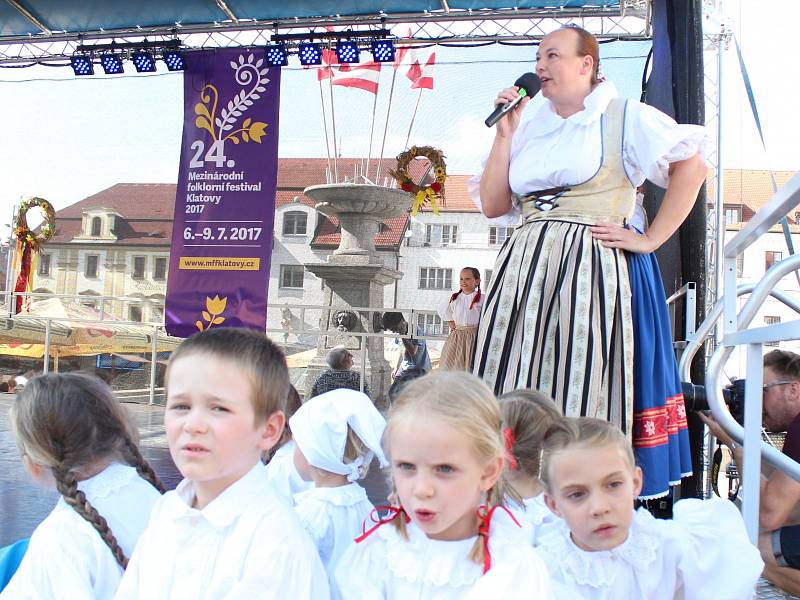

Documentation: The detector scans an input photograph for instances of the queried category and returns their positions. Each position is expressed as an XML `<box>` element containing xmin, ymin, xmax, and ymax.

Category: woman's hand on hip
<box><xmin>590</xmin><ymin>223</ymin><xmax>657</xmax><ymax>254</ymax></box>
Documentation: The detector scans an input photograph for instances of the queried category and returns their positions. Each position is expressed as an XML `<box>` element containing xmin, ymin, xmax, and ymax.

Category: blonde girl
<box><xmin>2</xmin><ymin>373</ymin><xmax>163</xmax><ymax>599</ymax></box>
<box><xmin>537</xmin><ymin>417</ymin><xmax>763</xmax><ymax>599</ymax></box>
<box><xmin>335</xmin><ymin>371</ymin><xmax>550</xmax><ymax>599</ymax></box>
<box><xmin>438</xmin><ymin>267</ymin><xmax>483</xmax><ymax>371</ymax></box>
<box><xmin>499</xmin><ymin>389</ymin><xmax>563</xmax><ymax>545</ymax></box>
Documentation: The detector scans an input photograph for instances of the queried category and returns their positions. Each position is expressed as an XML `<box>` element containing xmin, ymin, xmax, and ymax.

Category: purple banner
<box><xmin>166</xmin><ymin>49</ymin><xmax>280</xmax><ymax>338</ymax></box>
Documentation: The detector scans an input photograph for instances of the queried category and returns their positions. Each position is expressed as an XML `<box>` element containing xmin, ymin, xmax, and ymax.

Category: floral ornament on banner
<box><xmin>389</xmin><ymin>146</ymin><xmax>446</xmax><ymax>216</ymax></box>
<box><xmin>13</xmin><ymin>198</ymin><xmax>56</xmax><ymax>314</ymax></box>
<box><xmin>194</xmin><ymin>53</ymin><xmax>270</xmax><ymax>144</ymax></box>
<box><xmin>196</xmin><ymin>295</ymin><xmax>227</xmax><ymax>332</ymax></box>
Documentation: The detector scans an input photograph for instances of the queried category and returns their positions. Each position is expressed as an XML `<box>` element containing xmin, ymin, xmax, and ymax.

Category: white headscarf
<box><xmin>290</xmin><ymin>388</ymin><xmax>388</xmax><ymax>482</ymax></box>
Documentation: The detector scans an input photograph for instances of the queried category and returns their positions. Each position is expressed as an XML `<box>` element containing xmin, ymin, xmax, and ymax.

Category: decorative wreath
<box><xmin>389</xmin><ymin>145</ymin><xmax>447</xmax><ymax>216</ymax></box>
<box><xmin>15</xmin><ymin>197</ymin><xmax>56</xmax><ymax>250</ymax></box>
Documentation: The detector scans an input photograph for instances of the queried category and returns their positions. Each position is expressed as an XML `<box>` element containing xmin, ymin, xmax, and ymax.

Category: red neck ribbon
<box><xmin>355</xmin><ymin>505</ymin><xmax>410</xmax><ymax>543</ymax></box>
<box><xmin>476</xmin><ymin>504</ymin><xmax>521</xmax><ymax>574</ymax></box>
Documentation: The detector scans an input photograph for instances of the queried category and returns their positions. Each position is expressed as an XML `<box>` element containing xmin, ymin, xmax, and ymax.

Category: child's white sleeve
<box><xmin>334</xmin><ymin>535</ymin><xmax>388</xmax><ymax>599</ymax></box>
<box><xmin>437</xmin><ymin>295</ymin><xmax>454</xmax><ymax>321</ymax></box>
<box><xmin>294</xmin><ymin>496</ymin><xmax>332</xmax><ymax>551</ymax></box>
<box><xmin>667</xmin><ymin>498</ymin><xmax>763</xmax><ymax>598</ymax></box>
<box><xmin>1</xmin><ymin>527</ymin><xmax>98</xmax><ymax>600</ymax></box>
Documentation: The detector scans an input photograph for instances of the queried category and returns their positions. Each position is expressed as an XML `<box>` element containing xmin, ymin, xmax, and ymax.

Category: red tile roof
<box><xmin>707</xmin><ymin>169</ymin><xmax>800</xmax><ymax>232</ymax></box>
<box><xmin>311</xmin><ymin>215</ymin><xmax>408</xmax><ymax>251</ymax></box>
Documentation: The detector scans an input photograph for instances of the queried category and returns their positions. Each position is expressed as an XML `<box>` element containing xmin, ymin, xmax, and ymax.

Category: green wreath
<box><xmin>15</xmin><ymin>197</ymin><xmax>56</xmax><ymax>250</ymax></box>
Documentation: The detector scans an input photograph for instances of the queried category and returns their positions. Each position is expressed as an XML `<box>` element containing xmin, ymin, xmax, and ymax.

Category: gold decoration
<box><xmin>389</xmin><ymin>145</ymin><xmax>447</xmax><ymax>216</ymax></box>
<box><xmin>195</xmin><ymin>295</ymin><xmax>228</xmax><ymax>332</ymax></box>
<box><xmin>15</xmin><ymin>197</ymin><xmax>56</xmax><ymax>251</ymax></box>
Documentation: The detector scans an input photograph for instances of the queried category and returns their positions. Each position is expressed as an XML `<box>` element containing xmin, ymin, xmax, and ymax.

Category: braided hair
<box><xmin>449</xmin><ymin>267</ymin><xmax>482</xmax><ymax>310</ymax></box>
<box><xmin>10</xmin><ymin>372</ymin><xmax>164</xmax><ymax>569</ymax></box>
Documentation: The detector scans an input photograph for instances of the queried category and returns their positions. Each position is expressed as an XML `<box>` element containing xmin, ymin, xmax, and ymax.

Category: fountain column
<box><xmin>302</xmin><ymin>183</ymin><xmax>410</xmax><ymax>407</ymax></box>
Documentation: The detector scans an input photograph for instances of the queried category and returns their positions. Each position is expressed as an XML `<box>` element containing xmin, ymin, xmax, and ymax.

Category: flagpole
<box><xmin>404</xmin><ymin>87</ymin><xmax>423</xmax><ymax>149</ymax></box>
<box><xmin>326</xmin><ymin>45</ymin><xmax>340</xmax><ymax>182</ymax></box>
<box><xmin>376</xmin><ymin>68</ymin><xmax>398</xmax><ymax>184</ymax></box>
<box><xmin>318</xmin><ymin>78</ymin><xmax>333</xmax><ymax>184</ymax></box>
<box><xmin>365</xmin><ymin>80</ymin><xmax>380</xmax><ymax>183</ymax></box>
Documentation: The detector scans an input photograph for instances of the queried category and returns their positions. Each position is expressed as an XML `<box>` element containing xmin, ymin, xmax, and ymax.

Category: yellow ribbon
<box><xmin>411</xmin><ymin>188</ymin><xmax>440</xmax><ymax>216</ymax></box>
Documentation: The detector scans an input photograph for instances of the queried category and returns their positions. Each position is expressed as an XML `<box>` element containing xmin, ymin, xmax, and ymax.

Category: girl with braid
<box><xmin>437</xmin><ymin>267</ymin><xmax>483</xmax><ymax>371</ymax></box>
<box><xmin>1</xmin><ymin>373</ymin><xmax>163</xmax><ymax>599</ymax></box>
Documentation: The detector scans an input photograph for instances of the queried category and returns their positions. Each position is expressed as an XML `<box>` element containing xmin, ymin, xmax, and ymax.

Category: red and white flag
<box><xmin>317</xmin><ymin>49</ymin><xmax>381</xmax><ymax>94</ymax></box>
<box><xmin>410</xmin><ymin>52</ymin><xmax>435</xmax><ymax>90</ymax></box>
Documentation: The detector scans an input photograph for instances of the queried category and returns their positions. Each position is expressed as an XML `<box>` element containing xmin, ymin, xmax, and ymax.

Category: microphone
<box><xmin>484</xmin><ymin>72</ymin><xmax>542</xmax><ymax>128</ymax></box>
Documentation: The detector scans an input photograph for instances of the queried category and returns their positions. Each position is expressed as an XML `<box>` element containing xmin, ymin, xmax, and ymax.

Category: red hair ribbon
<box><xmin>449</xmin><ymin>287</ymin><xmax>482</xmax><ymax>310</ymax></box>
<box><xmin>503</xmin><ymin>427</ymin><xmax>518</xmax><ymax>470</ymax></box>
<box><xmin>476</xmin><ymin>504</ymin><xmax>522</xmax><ymax>574</ymax></box>
<box><xmin>354</xmin><ymin>505</ymin><xmax>409</xmax><ymax>543</ymax></box>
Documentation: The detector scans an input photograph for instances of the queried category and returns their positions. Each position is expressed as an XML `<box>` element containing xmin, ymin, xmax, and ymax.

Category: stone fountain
<box><xmin>303</xmin><ymin>183</ymin><xmax>411</xmax><ymax>406</ymax></box>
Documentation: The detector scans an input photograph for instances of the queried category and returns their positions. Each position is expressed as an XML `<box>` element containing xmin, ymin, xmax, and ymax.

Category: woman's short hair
<box><xmin>326</xmin><ymin>345</ymin><xmax>352</xmax><ymax>370</ymax></box>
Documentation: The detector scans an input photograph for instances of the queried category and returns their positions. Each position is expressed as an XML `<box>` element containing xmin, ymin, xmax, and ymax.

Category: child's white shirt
<box><xmin>506</xmin><ymin>493</ymin><xmax>561</xmax><ymax>547</ymax></box>
<box><xmin>335</xmin><ymin>513</ymin><xmax>552</xmax><ymax>600</ymax></box>
<box><xmin>437</xmin><ymin>290</ymin><xmax>482</xmax><ymax>326</ymax></box>
<box><xmin>537</xmin><ymin>498</ymin><xmax>763</xmax><ymax>599</ymax></box>
<box><xmin>1</xmin><ymin>463</ymin><xmax>160</xmax><ymax>600</ymax></box>
<box><xmin>294</xmin><ymin>482</ymin><xmax>375</xmax><ymax>599</ymax></box>
<box><xmin>114</xmin><ymin>462</ymin><xmax>329</xmax><ymax>600</ymax></box>
<box><xmin>265</xmin><ymin>440</ymin><xmax>313</xmax><ymax>505</ymax></box>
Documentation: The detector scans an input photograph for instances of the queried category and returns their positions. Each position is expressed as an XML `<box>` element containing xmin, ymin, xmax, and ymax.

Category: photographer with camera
<box><xmin>700</xmin><ymin>349</ymin><xmax>800</xmax><ymax>593</ymax></box>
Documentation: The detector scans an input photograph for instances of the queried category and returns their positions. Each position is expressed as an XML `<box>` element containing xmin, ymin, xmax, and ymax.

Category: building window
<box><xmin>484</xmin><ymin>269</ymin><xmax>493</xmax><ymax>289</ymax></box>
<box><xmin>765</xmin><ymin>315</ymin><xmax>781</xmax><ymax>347</ymax></box>
<box><xmin>280</xmin><ymin>265</ymin><xmax>305</xmax><ymax>289</ymax></box>
<box><xmin>91</xmin><ymin>216</ymin><xmax>102</xmax><ymax>236</ymax></box>
<box><xmin>416</xmin><ymin>313</ymin><xmax>443</xmax><ymax>336</ymax></box>
<box><xmin>151</xmin><ymin>305</ymin><xmax>164</xmax><ymax>323</ymax></box>
<box><xmin>153</xmin><ymin>257</ymin><xmax>167</xmax><ymax>281</ymax></box>
<box><xmin>724</xmin><ymin>206</ymin><xmax>741</xmax><ymax>226</ymax></box>
<box><xmin>38</xmin><ymin>254</ymin><xmax>51</xmax><ymax>276</ymax></box>
<box><xmin>766</xmin><ymin>251</ymin><xmax>783</xmax><ymax>272</ymax></box>
<box><xmin>283</xmin><ymin>211</ymin><xmax>307</xmax><ymax>236</ymax></box>
<box><xmin>489</xmin><ymin>226</ymin><xmax>515</xmax><ymax>246</ymax></box>
<box><xmin>424</xmin><ymin>224</ymin><xmax>457</xmax><ymax>247</ymax></box>
<box><xmin>419</xmin><ymin>267</ymin><xmax>452</xmax><ymax>290</ymax></box>
<box><xmin>129</xmin><ymin>305</ymin><xmax>143</xmax><ymax>322</ymax></box>
<box><xmin>133</xmin><ymin>256</ymin><xmax>146</xmax><ymax>279</ymax></box>
<box><xmin>85</xmin><ymin>255</ymin><xmax>99</xmax><ymax>278</ymax></box>
<box><xmin>736</xmin><ymin>255</ymin><xmax>744</xmax><ymax>278</ymax></box>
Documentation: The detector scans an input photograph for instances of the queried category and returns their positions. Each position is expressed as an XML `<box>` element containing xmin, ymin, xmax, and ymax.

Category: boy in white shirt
<box><xmin>115</xmin><ymin>328</ymin><xmax>329</xmax><ymax>599</ymax></box>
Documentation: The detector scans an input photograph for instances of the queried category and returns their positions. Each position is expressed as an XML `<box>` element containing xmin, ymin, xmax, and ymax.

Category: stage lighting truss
<box><xmin>265</xmin><ymin>43</ymin><xmax>288</xmax><ymax>67</ymax></box>
<box><xmin>370</xmin><ymin>39</ymin><xmax>395</xmax><ymax>63</ymax></box>
<box><xmin>298</xmin><ymin>42</ymin><xmax>322</xmax><ymax>66</ymax></box>
<box><xmin>70</xmin><ymin>55</ymin><xmax>94</xmax><ymax>76</ymax></box>
<box><xmin>163</xmin><ymin>50</ymin><xmax>185</xmax><ymax>71</ymax></box>
<box><xmin>132</xmin><ymin>51</ymin><xmax>156</xmax><ymax>73</ymax></box>
<box><xmin>336</xmin><ymin>40</ymin><xmax>360</xmax><ymax>64</ymax></box>
<box><xmin>100</xmin><ymin>54</ymin><xmax>124</xmax><ymax>74</ymax></box>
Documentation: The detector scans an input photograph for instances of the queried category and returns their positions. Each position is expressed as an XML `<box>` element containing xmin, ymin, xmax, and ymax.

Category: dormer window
<box><xmin>91</xmin><ymin>216</ymin><xmax>102</xmax><ymax>236</ymax></box>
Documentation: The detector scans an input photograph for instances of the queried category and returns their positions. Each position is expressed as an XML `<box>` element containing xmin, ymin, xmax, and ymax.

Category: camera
<box><xmin>681</xmin><ymin>379</ymin><xmax>746</xmax><ymax>425</ymax></box>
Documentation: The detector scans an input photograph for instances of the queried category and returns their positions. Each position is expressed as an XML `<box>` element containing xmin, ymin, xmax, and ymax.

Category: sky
<box><xmin>0</xmin><ymin>0</ymin><xmax>796</xmax><ymax>229</ymax></box>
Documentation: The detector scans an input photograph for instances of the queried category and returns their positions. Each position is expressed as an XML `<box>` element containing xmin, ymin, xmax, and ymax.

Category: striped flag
<box><xmin>410</xmin><ymin>52</ymin><xmax>435</xmax><ymax>89</ymax></box>
<box><xmin>317</xmin><ymin>49</ymin><xmax>381</xmax><ymax>94</ymax></box>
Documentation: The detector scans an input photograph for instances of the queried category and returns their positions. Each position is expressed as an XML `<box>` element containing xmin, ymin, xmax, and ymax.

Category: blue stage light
<box><xmin>100</xmin><ymin>54</ymin><xmax>124</xmax><ymax>75</ymax></box>
<box><xmin>70</xmin><ymin>55</ymin><xmax>94</xmax><ymax>76</ymax></box>
<box><xmin>132</xmin><ymin>51</ymin><xmax>157</xmax><ymax>73</ymax></box>
<box><xmin>336</xmin><ymin>40</ymin><xmax>360</xmax><ymax>64</ymax></box>
<box><xmin>371</xmin><ymin>40</ymin><xmax>395</xmax><ymax>63</ymax></box>
<box><xmin>163</xmin><ymin>50</ymin><xmax>185</xmax><ymax>71</ymax></box>
<box><xmin>265</xmin><ymin>44</ymin><xmax>288</xmax><ymax>67</ymax></box>
<box><xmin>298</xmin><ymin>43</ymin><xmax>322</xmax><ymax>66</ymax></box>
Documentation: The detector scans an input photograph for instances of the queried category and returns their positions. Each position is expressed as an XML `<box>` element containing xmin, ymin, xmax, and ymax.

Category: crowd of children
<box><xmin>0</xmin><ymin>327</ymin><xmax>766</xmax><ymax>599</ymax></box>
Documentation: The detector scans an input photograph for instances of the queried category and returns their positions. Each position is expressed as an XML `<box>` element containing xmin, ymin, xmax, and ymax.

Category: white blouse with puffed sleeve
<box><xmin>536</xmin><ymin>497</ymin><xmax>763</xmax><ymax>599</ymax></box>
<box><xmin>469</xmin><ymin>81</ymin><xmax>709</xmax><ymax>226</ymax></box>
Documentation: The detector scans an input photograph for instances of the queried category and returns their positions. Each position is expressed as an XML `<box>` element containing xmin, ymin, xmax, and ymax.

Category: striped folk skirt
<box><xmin>474</xmin><ymin>217</ymin><xmax>634</xmax><ymax>433</ymax></box>
<box><xmin>440</xmin><ymin>325</ymin><xmax>478</xmax><ymax>371</ymax></box>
